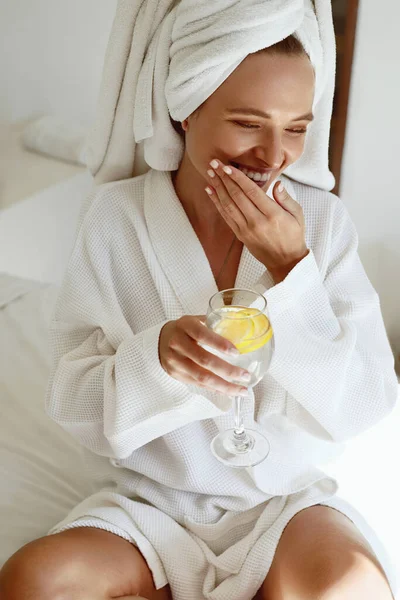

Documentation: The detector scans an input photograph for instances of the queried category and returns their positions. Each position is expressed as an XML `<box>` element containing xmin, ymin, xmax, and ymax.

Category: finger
<box><xmin>273</xmin><ymin>181</ymin><xmax>302</xmax><ymax>220</ymax></box>
<box><xmin>170</xmin><ymin>331</ymin><xmax>251</xmax><ymax>384</ymax></box>
<box><xmin>193</xmin><ymin>314</ymin><xmax>207</xmax><ymax>324</ymax></box>
<box><xmin>214</xmin><ymin>160</ymin><xmax>280</xmax><ymax>217</ymax></box>
<box><xmin>206</xmin><ymin>186</ymin><xmax>241</xmax><ymax>236</ymax></box>
<box><xmin>167</xmin><ymin>349</ymin><xmax>249</xmax><ymax>396</ymax></box>
<box><xmin>180</xmin><ymin>316</ymin><xmax>239</xmax><ymax>357</ymax></box>
<box><xmin>206</xmin><ymin>167</ymin><xmax>247</xmax><ymax>231</ymax></box>
<box><xmin>208</xmin><ymin>162</ymin><xmax>260</xmax><ymax>225</ymax></box>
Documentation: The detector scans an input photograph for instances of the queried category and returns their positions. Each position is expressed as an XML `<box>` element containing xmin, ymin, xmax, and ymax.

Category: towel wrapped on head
<box><xmin>87</xmin><ymin>0</ymin><xmax>336</xmax><ymax>191</ymax></box>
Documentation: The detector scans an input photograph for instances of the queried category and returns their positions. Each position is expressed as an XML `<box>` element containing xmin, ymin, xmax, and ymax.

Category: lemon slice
<box><xmin>235</xmin><ymin>308</ymin><xmax>273</xmax><ymax>354</ymax></box>
<box><xmin>213</xmin><ymin>308</ymin><xmax>254</xmax><ymax>346</ymax></box>
<box><xmin>213</xmin><ymin>306</ymin><xmax>273</xmax><ymax>355</ymax></box>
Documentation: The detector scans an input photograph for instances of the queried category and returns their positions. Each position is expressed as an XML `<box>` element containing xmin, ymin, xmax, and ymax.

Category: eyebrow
<box><xmin>225</xmin><ymin>108</ymin><xmax>314</xmax><ymax>122</ymax></box>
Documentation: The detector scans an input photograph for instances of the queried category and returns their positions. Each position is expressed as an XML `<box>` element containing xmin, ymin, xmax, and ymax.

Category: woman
<box><xmin>0</xmin><ymin>26</ymin><xmax>397</xmax><ymax>600</ymax></box>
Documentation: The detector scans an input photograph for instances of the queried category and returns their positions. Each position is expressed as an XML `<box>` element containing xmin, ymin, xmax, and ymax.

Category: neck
<box><xmin>173</xmin><ymin>153</ymin><xmax>232</xmax><ymax>238</ymax></box>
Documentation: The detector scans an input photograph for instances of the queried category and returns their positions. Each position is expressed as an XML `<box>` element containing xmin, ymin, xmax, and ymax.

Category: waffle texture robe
<box><xmin>46</xmin><ymin>170</ymin><xmax>398</xmax><ymax>599</ymax></box>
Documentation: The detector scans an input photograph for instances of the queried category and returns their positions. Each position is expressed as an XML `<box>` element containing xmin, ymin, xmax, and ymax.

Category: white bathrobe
<box><xmin>47</xmin><ymin>169</ymin><xmax>398</xmax><ymax>599</ymax></box>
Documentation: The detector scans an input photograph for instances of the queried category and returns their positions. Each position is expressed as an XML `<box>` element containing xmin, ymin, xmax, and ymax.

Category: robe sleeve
<box><xmin>254</xmin><ymin>196</ymin><xmax>398</xmax><ymax>443</ymax></box>
<box><xmin>46</xmin><ymin>192</ymin><xmax>229</xmax><ymax>459</ymax></box>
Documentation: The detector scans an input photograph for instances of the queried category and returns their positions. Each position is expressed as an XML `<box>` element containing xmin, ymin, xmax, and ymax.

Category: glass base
<box><xmin>211</xmin><ymin>428</ymin><xmax>270</xmax><ymax>468</ymax></box>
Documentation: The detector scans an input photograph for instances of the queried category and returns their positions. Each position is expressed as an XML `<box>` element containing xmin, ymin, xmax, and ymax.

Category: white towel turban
<box><xmin>86</xmin><ymin>0</ymin><xmax>336</xmax><ymax>191</ymax></box>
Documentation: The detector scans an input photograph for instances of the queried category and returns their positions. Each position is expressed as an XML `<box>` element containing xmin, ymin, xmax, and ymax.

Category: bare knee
<box><xmin>0</xmin><ymin>529</ymin><xmax>157</xmax><ymax>600</ymax></box>
<box><xmin>262</xmin><ymin>506</ymin><xmax>393</xmax><ymax>600</ymax></box>
<box><xmin>293</xmin><ymin>510</ymin><xmax>393</xmax><ymax>600</ymax></box>
<box><xmin>320</xmin><ymin>551</ymin><xmax>393</xmax><ymax>600</ymax></box>
<box><xmin>294</xmin><ymin>545</ymin><xmax>391</xmax><ymax>599</ymax></box>
<box><xmin>262</xmin><ymin>548</ymin><xmax>392</xmax><ymax>600</ymax></box>
<box><xmin>0</xmin><ymin>535</ymin><xmax>72</xmax><ymax>600</ymax></box>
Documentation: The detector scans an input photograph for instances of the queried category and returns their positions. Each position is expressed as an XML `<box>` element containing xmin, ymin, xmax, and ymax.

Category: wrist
<box><xmin>269</xmin><ymin>249</ymin><xmax>310</xmax><ymax>284</ymax></box>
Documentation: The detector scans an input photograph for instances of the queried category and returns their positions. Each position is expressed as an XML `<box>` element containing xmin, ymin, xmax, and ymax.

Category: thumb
<box><xmin>273</xmin><ymin>181</ymin><xmax>299</xmax><ymax>216</ymax></box>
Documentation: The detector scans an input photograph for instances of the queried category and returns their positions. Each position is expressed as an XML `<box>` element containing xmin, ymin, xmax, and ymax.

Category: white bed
<box><xmin>0</xmin><ymin>170</ymin><xmax>94</xmax><ymax>563</ymax></box>
<box><xmin>0</xmin><ymin>172</ymin><xmax>399</xmax><ymax>595</ymax></box>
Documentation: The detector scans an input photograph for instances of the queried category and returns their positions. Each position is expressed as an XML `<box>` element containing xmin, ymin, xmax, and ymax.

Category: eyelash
<box><xmin>234</xmin><ymin>121</ymin><xmax>307</xmax><ymax>135</ymax></box>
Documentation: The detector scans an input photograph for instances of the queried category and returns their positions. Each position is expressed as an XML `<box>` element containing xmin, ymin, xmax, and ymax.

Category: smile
<box><xmin>231</xmin><ymin>162</ymin><xmax>272</xmax><ymax>185</ymax></box>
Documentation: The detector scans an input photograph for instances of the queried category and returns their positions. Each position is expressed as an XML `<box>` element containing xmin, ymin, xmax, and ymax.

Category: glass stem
<box><xmin>233</xmin><ymin>395</ymin><xmax>245</xmax><ymax>437</ymax></box>
<box><xmin>231</xmin><ymin>393</ymin><xmax>254</xmax><ymax>455</ymax></box>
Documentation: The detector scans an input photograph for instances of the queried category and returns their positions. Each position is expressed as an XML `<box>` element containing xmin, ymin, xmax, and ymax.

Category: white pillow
<box><xmin>22</xmin><ymin>116</ymin><xmax>88</xmax><ymax>167</ymax></box>
<box><xmin>0</xmin><ymin>171</ymin><xmax>93</xmax><ymax>284</ymax></box>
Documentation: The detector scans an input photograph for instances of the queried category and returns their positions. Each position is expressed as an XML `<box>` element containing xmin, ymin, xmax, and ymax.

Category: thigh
<box><xmin>0</xmin><ymin>527</ymin><xmax>171</xmax><ymax>600</ymax></box>
<box><xmin>256</xmin><ymin>505</ymin><xmax>391</xmax><ymax>600</ymax></box>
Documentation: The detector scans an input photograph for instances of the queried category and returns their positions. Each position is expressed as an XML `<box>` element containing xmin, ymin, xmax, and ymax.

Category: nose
<box><xmin>253</xmin><ymin>131</ymin><xmax>284</xmax><ymax>169</ymax></box>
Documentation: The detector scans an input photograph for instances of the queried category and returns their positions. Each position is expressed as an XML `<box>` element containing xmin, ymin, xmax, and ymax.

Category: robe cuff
<box><xmin>255</xmin><ymin>250</ymin><xmax>323</xmax><ymax>319</ymax></box>
<box><xmin>141</xmin><ymin>320</ymin><xmax>189</xmax><ymax>396</ymax></box>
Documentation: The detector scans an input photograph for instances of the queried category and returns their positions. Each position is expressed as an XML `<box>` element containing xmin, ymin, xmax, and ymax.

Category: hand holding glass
<box><xmin>205</xmin><ymin>289</ymin><xmax>274</xmax><ymax>468</ymax></box>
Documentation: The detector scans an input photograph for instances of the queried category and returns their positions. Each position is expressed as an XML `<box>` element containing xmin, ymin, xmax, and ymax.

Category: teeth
<box><xmin>236</xmin><ymin>165</ymin><xmax>271</xmax><ymax>183</ymax></box>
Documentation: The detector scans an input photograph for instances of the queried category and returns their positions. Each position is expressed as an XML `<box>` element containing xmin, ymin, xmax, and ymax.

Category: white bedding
<box><xmin>0</xmin><ymin>271</ymin><xmax>399</xmax><ymax>591</ymax></box>
<box><xmin>0</xmin><ymin>171</ymin><xmax>93</xmax><ymax>284</ymax></box>
<box><xmin>0</xmin><ymin>275</ymin><xmax>91</xmax><ymax>565</ymax></box>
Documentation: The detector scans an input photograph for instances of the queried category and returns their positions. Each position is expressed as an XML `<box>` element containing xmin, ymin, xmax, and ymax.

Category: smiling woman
<box><xmin>175</xmin><ymin>43</ymin><xmax>314</xmax><ymax>191</ymax></box>
<box><xmin>0</xmin><ymin>2</ymin><xmax>397</xmax><ymax>600</ymax></box>
<box><xmin>173</xmin><ymin>39</ymin><xmax>315</xmax><ymax>288</ymax></box>
<box><xmin>175</xmin><ymin>35</ymin><xmax>314</xmax><ymax>188</ymax></box>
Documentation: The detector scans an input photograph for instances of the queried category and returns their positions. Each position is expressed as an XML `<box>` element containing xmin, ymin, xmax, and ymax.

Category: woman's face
<box><xmin>182</xmin><ymin>51</ymin><xmax>315</xmax><ymax>190</ymax></box>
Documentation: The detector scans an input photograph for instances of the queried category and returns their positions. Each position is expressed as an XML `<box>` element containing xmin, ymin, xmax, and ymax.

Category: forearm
<box><xmin>46</xmin><ymin>321</ymin><xmax>227</xmax><ymax>459</ymax></box>
<box><xmin>255</xmin><ymin>251</ymin><xmax>397</xmax><ymax>441</ymax></box>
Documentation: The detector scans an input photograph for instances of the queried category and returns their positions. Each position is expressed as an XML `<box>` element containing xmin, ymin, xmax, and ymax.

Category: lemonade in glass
<box><xmin>205</xmin><ymin>289</ymin><xmax>274</xmax><ymax>468</ymax></box>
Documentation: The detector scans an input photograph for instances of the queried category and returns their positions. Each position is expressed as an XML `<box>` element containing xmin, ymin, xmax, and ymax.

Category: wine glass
<box><xmin>205</xmin><ymin>288</ymin><xmax>274</xmax><ymax>468</ymax></box>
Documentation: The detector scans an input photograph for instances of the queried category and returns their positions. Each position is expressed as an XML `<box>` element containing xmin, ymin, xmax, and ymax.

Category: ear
<box><xmin>181</xmin><ymin>119</ymin><xmax>188</xmax><ymax>132</ymax></box>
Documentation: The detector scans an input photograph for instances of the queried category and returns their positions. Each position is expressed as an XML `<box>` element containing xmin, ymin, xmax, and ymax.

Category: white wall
<box><xmin>0</xmin><ymin>0</ymin><xmax>117</xmax><ymax>126</ymax></box>
<box><xmin>340</xmin><ymin>0</ymin><xmax>400</xmax><ymax>367</ymax></box>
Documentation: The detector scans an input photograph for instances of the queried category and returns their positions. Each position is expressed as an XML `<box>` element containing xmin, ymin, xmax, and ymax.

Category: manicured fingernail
<box><xmin>278</xmin><ymin>182</ymin><xmax>284</xmax><ymax>193</ymax></box>
<box><xmin>210</xmin><ymin>159</ymin><xmax>219</xmax><ymax>169</ymax></box>
<box><xmin>223</xmin><ymin>166</ymin><xmax>232</xmax><ymax>175</ymax></box>
<box><xmin>205</xmin><ymin>186</ymin><xmax>213</xmax><ymax>195</ymax></box>
<box><xmin>239</xmin><ymin>388</ymin><xmax>250</xmax><ymax>396</ymax></box>
<box><xmin>240</xmin><ymin>373</ymin><xmax>252</xmax><ymax>383</ymax></box>
<box><xmin>207</xmin><ymin>169</ymin><xmax>215</xmax><ymax>178</ymax></box>
<box><xmin>227</xmin><ymin>347</ymin><xmax>240</xmax><ymax>356</ymax></box>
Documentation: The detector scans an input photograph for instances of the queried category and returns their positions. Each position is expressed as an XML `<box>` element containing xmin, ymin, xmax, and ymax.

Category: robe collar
<box><xmin>144</xmin><ymin>170</ymin><xmax>295</xmax><ymax>315</ymax></box>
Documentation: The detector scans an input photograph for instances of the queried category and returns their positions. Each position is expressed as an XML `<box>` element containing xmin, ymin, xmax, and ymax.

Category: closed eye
<box><xmin>234</xmin><ymin>121</ymin><xmax>260</xmax><ymax>129</ymax></box>
<box><xmin>286</xmin><ymin>128</ymin><xmax>307</xmax><ymax>135</ymax></box>
<box><xmin>234</xmin><ymin>121</ymin><xmax>307</xmax><ymax>134</ymax></box>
